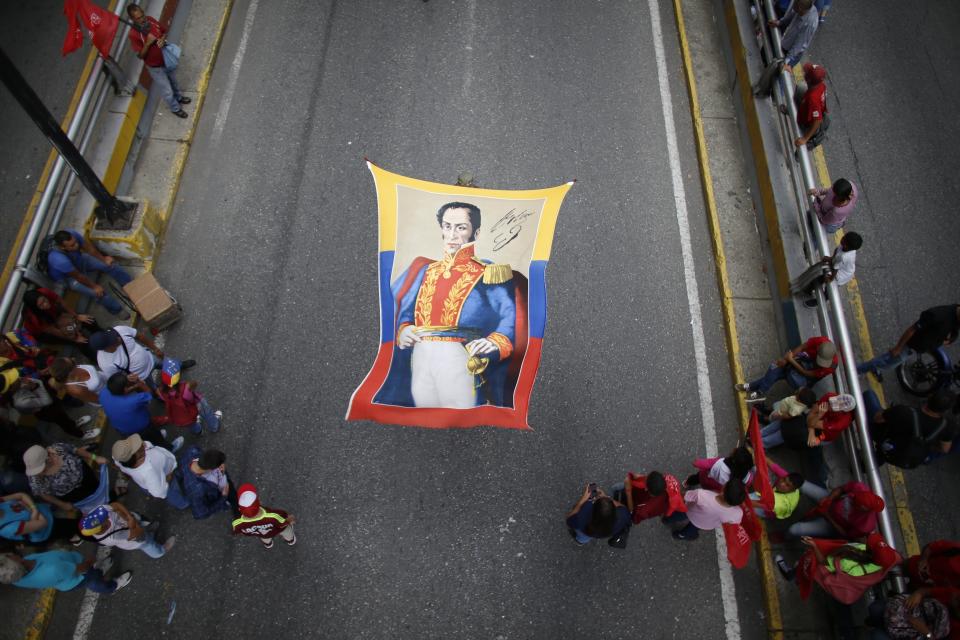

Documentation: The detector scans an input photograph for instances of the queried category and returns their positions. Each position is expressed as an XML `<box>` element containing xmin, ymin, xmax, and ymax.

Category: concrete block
<box><xmin>88</xmin><ymin>199</ymin><xmax>161</xmax><ymax>262</ymax></box>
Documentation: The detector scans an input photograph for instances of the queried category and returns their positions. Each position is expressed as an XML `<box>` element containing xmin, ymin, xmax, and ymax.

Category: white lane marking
<box><xmin>211</xmin><ymin>0</ymin><xmax>260</xmax><ymax>145</ymax></box>
<box><xmin>73</xmin><ymin>546</ymin><xmax>111</xmax><ymax>640</ymax></box>
<box><xmin>646</xmin><ymin>1</ymin><xmax>741</xmax><ymax>638</ymax></box>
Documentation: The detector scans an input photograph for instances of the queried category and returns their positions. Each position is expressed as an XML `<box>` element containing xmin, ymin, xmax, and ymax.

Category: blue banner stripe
<box><xmin>379</xmin><ymin>251</ymin><xmax>395</xmax><ymax>343</ymax></box>
<box><xmin>528</xmin><ymin>260</ymin><xmax>548</xmax><ymax>339</ymax></box>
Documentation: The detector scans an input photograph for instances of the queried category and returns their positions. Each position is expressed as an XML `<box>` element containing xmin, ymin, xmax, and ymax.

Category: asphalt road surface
<box><xmin>0</xmin><ymin>1</ymin><xmax>88</xmax><ymax>270</ymax></box>
<box><xmin>808</xmin><ymin>1</ymin><xmax>960</xmax><ymax>544</ymax></box>
<box><xmin>44</xmin><ymin>1</ymin><xmax>765</xmax><ymax>638</ymax></box>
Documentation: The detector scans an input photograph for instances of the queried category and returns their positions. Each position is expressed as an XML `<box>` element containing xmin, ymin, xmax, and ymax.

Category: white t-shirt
<box><xmin>830</xmin><ymin>247</ymin><xmax>857</xmax><ymax>286</ymax></box>
<box><xmin>116</xmin><ymin>442</ymin><xmax>176</xmax><ymax>498</ymax></box>
<box><xmin>91</xmin><ymin>505</ymin><xmax>143</xmax><ymax>550</ymax></box>
<box><xmin>97</xmin><ymin>325</ymin><xmax>155</xmax><ymax>380</ymax></box>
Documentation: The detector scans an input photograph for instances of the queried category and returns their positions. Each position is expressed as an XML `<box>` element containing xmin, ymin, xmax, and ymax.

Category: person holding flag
<box><xmin>125</xmin><ymin>4</ymin><xmax>190</xmax><ymax>118</ymax></box>
<box><xmin>62</xmin><ymin>0</ymin><xmax>120</xmax><ymax>58</ymax></box>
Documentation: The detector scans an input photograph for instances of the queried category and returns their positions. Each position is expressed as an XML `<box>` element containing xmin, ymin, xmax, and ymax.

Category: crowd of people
<box><xmin>0</xmin><ymin>226</ymin><xmax>297</xmax><ymax>597</ymax></box>
<box><xmin>566</xmin><ymin>2</ymin><xmax>960</xmax><ymax>637</ymax></box>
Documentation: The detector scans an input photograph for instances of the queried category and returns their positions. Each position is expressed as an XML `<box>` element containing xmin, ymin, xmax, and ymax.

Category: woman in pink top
<box><xmin>668</xmin><ymin>480</ymin><xmax>746</xmax><ymax>541</ymax></box>
<box><xmin>809</xmin><ymin>178</ymin><xmax>857</xmax><ymax>233</ymax></box>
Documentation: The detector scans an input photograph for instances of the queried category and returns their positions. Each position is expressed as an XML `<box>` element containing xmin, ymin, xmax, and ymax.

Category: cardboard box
<box><xmin>122</xmin><ymin>273</ymin><xmax>182</xmax><ymax>329</ymax></box>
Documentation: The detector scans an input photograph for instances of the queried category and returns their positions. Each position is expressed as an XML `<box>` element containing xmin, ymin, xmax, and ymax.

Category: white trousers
<box><xmin>410</xmin><ymin>341</ymin><xmax>476</xmax><ymax>408</ymax></box>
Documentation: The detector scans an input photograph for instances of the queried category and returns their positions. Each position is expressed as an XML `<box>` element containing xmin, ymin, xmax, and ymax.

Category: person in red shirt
<box><xmin>787</xmin><ymin>481</ymin><xmax>884</xmax><ymax>540</ymax></box>
<box><xmin>794</xmin><ymin>63</ymin><xmax>828</xmax><ymax>148</ymax></box>
<box><xmin>908</xmin><ymin>540</ymin><xmax>960</xmax><ymax>589</ymax></box>
<box><xmin>231</xmin><ymin>484</ymin><xmax>297</xmax><ymax>549</ymax></box>
<box><xmin>126</xmin><ymin>4</ymin><xmax>190</xmax><ymax>118</ymax></box>
<box><xmin>736</xmin><ymin>335</ymin><xmax>838</xmax><ymax>401</ymax></box>
<box><xmin>617</xmin><ymin>471</ymin><xmax>685</xmax><ymax>524</ymax></box>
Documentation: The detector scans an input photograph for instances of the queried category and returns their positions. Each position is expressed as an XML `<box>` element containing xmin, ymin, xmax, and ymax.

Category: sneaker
<box><xmin>162</xmin><ymin>536</ymin><xmax>177</xmax><ymax>553</ymax></box>
<box><xmin>160</xmin><ymin>429</ymin><xmax>168</xmax><ymax>439</ymax></box>
<box><xmin>113</xmin><ymin>571</ymin><xmax>133</xmax><ymax>592</ymax></box>
<box><xmin>177</xmin><ymin>96</ymin><xmax>191</xmax><ymax>104</ymax></box>
<box><xmin>734</xmin><ymin>383</ymin><xmax>750</xmax><ymax>392</ymax></box>
<box><xmin>180</xmin><ymin>359</ymin><xmax>197</xmax><ymax>370</ymax></box>
<box><xmin>81</xmin><ymin>428</ymin><xmax>101</xmax><ymax>442</ymax></box>
<box><xmin>672</xmin><ymin>529</ymin><xmax>696</xmax><ymax>541</ymax></box>
<box><xmin>75</xmin><ymin>415</ymin><xmax>94</xmax><ymax>428</ymax></box>
<box><xmin>262</xmin><ymin>538</ymin><xmax>275</xmax><ymax>549</ymax></box>
<box><xmin>745</xmin><ymin>392</ymin><xmax>767</xmax><ymax>404</ymax></box>
<box><xmin>775</xmin><ymin>554</ymin><xmax>796</xmax><ymax>581</ymax></box>
<box><xmin>172</xmin><ymin>109</ymin><xmax>188</xmax><ymax>119</ymax></box>
<box><xmin>170</xmin><ymin>436</ymin><xmax>185</xmax><ymax>453</ymax></box>
<box><xmin>210</xmin><ymin>410</ymin><xmax>223</xmax><ymax>433</ymax></box>
<box><xmin>284</xmin><ymin>531</ymin><xmax>297</xmax><ymax>547</ymax></box>
<box><xmin>70</xmin><ymin>535</ymin><xmax>83</xmax><ymax>547</ymax></box>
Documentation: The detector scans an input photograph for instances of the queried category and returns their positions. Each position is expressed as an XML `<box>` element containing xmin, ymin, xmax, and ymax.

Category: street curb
<box><xmin>16</xmin><ymin>0</ymin><xmax>236</xmax><ymax>637</ymax></box>
<box><xmin>807</xmin><ymin>144</ymin><xmax>921</xmax><ymax>559</ymax></box>
<box><xmin>672</xmin><ymin>1</ymin><xmax>785</xmax><ymax>638</ymax></box>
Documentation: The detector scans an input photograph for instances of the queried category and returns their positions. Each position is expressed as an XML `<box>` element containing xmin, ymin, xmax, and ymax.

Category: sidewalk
<box><xmin>677</xmin><ymin>0</ymin><xmax>903</xmax><ymax>637</ymax></box>
<box><xmin>0</xmin><ymin>1</ymin><xmax>233</xmax><ymax>638</ymax></box>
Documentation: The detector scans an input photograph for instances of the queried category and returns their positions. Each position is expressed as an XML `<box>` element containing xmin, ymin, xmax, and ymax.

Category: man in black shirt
<box><xmin>857</xmin><ymin>304</ymin><xmax>959</xmax><ymax>380</ymax></box>
<box><xmin>863</xmin><ymin>388</ymin><xmax>957</xmax><ymax>468</ymax></box>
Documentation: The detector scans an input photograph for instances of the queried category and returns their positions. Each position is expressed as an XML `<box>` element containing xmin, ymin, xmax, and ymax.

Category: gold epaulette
<box><xmin>482</xmin><ymin>264</ymin><xmax>513</xmax><ymax>284</ymax></box>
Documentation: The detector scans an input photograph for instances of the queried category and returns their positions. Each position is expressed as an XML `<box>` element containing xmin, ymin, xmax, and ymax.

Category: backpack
<box><xmin>35</xmin><ymin>234</ymin><xmax>58</xmax><ymax>276</ymax></box>
<box><xmin>880</xmin><ymin>408</ymin><xmax>940</xmax><ymax>469</ymax></box>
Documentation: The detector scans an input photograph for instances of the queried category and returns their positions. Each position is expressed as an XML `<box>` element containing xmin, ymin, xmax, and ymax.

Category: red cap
<box><xmin>803</xmin><ymin>63</ymin><xmax>827</xmax><ymax>84</ymax></box>
<box><xmin>853</xmin><ymin>491</ymin><xmax>885</xmax><ymax>513</ymax></box>
<box><xmin>237</xmin><ymin>483</ymin><xmax>260</xmax><ymax>517</ymax></box>
<box><xmin>866</xmin><ymin>532</ymin><xmax>901</xmax><ymax>568</ymax></box>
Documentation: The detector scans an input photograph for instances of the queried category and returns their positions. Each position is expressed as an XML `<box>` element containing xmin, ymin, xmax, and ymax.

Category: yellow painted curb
<box><xmin>102</xmin><ymin>89</ymin><xmax>148</xmax><ymax>193</ymax></box>
<box><xmin>674</xmin><ymin>2</ymin><xmax>783</xmax><ymax>638</ymax></box>
<box><xmin>23</xmin><ymin>588</ymin><xmax>56</xmax><ymax>640</ymax></box>
<box><xmin>807</xmin><ymin>148</ymin><xmax>921</xmax><ymax>558</ymax></box>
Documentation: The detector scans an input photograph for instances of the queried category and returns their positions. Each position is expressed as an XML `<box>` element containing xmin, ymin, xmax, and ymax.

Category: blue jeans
<box><xmin>786</xmin><ymin>482</ymin><xmax>839</xmax><ymax>538</ymax></box>
<box><xmin>165</xmin><ymin>475</ymin><xmax>189</xmax><ymax>510</ymax></box>
<box><xmin>74</xmin><ymin>567</ymin><xmax>117</xmax><ymax>594</ymax></box>
<box><xmin>761</xmin><ymin>420</ymin><xmax>786</xmax><ymax>449</ymax></box>
<box><xmin>191</xmin><ymin>397</ymin><xmax>221</xmax><ymax>434</ymax></box>
<box><xmin>136</xmin><ymin>532</ymin><xmax>166</xmax><ymax>558</ymax></box>
<box><xmin>822</xmin><ymin>221</ymin><xmax>844</xmax><ymax>234</ymax></box>
<box><xmin>64</xmin><ymin>253</ymin><xmax>132</xmax><ymax>315</ymax></box>
<box><xmin>856</xmin><ymin>348</ymin><xmax>913</xmax><ymax>376</ymax></box>
<box><xmin>146</xmin><ymin>65</ymin><xmax>183</xmax><ymax>113</ymax></box>
<box><xmin>749</xmin><ymin>360</ymin><xmax>813</xmax><ymax>394</ymax></box>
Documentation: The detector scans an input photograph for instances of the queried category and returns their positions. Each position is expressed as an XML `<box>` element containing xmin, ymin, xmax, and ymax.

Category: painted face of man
<box><xmin>440</xmin><ymin>208</ymin><xmax>477</xmax><ymax>256</ymax></box>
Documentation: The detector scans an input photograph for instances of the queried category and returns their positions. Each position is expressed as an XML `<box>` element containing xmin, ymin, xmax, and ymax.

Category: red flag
<box><xmin>62</xmin><ymin>0</ymin><xmax>119</xmax><ymax>58</ymax></box>
<box><xmin>748</xmin><ymin>408</ymin><xmax>776</xmax><ymax>512</ymax></box>
<box><xmin>723</xmin><ymin>500</ymin><xmax>764</xmax><ymax>568</ymax></box>
<box><xmin>62</xmin><ymin>0</ymin><xmax>84</xmax><ymax>56</ymax></box>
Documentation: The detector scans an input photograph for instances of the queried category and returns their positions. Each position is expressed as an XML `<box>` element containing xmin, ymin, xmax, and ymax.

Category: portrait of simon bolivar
<box><xmin>373</xmin><ymin>198</ymin><xmax>536</xmax><ymax>409</ymax></box>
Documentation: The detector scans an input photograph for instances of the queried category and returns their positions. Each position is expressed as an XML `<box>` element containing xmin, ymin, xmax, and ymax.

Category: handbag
<box><xmin>162</xmin><ymin>43</ymin><xmax>181</xmax><ymax>71</ymax></box>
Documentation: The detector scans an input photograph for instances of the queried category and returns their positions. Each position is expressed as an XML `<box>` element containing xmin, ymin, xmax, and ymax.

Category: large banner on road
<box><xmin>347</xmin><ymin>162</ymin><xmax>572</xmax><ymax>429</ymax></box>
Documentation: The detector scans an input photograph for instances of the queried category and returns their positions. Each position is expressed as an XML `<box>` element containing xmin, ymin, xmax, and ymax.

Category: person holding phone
<box><xmin>565</xmin><ymin>483</ymin><xmax>631</xmax><ymax>545</ymax></box>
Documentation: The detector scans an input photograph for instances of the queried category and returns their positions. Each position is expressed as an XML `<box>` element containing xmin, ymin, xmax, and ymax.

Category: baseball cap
<box><xmin>237</xmin><ymin>483</ymin><xmax>261</xmax><ymax>517</ymax></box>
<box><xmin>88</xmin><ymin>330</ymin><xmax>119</xmax><ymax>352</ymax></box>
<box><xmin>79</xmin><ymin>506</ymin><xmax>111</xmax><ymax>536</ymax></box>
<box><xmin>828</xmin><ymin>393</ymin><xmax>857</xmax><ymax>413</ymax></box>
<box><xmin>815</xmin><ymin>341</ymin><xmax>837</xmax><ymax>368</ymax></box>
<box><xmin>23</xmin><ymin>445</ymin><xmax>47</xmax><ymax>476</ymax></box>
<box><xmin>866</xmin><ymin>532</ymin><xmax>900</xmax><ymax>568</ymax></box>
<box><xmin>111</xmin><ymin>434</ymin><xmax>143</xmax><ymax>464</ymax></box>
<box><xmin>802</xmin><ymin>62</ymin><xmax>827</xmax><ymax>84</ymax></box>
<box><xmin>853</xmin><ymin>491</ymin><xmax>885</xmax><ymax>513</ymax></box>
<box><xmin>161</xmin><ymin>357</ymin><xmax>181</xmax><ymax>387</ymax></box>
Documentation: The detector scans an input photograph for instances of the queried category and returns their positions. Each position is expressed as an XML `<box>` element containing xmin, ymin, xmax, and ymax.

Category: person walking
<box><xmin>0</xmin><ymin>549</ymin><xmax>131</xmax><ymax>594</ymax></box>
<box><xmin>180</xmin><ymin>447</ymin><xmax>239</xmax><ymax>519</ymax></box>
<box><xmin>231</xmin><ymin>484</ymin><xmax>297</xmax><ymax>549</ymax></box>
<box><xmin>79</xmin><ymin>503</ymin><xmax>175</xmax><ymax>559</ymax></box>
<box><xmin>90</xmin><ymin>327</ymin><xmax>195</xmax><ymax>391</ymax></box>
<box><xmin>565</xmin><ymin>483</ymin><xmax>631</xmax><ymax>545</ymax></box>
<box><xmin>791</xmin><ymin>233</ymin><xmax>862</xmax><ymax>306</ymax></box>
<box><xmin>156</xmin><ymin>358</ymin><xmax>221</xmax><ymax>435</ymax></box>
<box><xmin>809</xmin><ymin>178</ymin><xmax>858</xmax><ymax>233</ymax></box>
<box><xmin>668</xmin><ymin>480</ymin><xmax>747</xmax><ymax>541</ymax></box>
<box><xmin>858</xmin><ymin>304</ymin><xmax>959</xmax><ymax>382</ymax></box>
<box><xmin>111</xmin><ymin>435</ymin><xmax>189</xmax><ymax>510</ymax></box>
<box><xmin>44</xmin><ymin>230</ymin><xmax>131</xmax><ymax>317</ymax></box>
<box><xmin>127</xmin><ymin>4</ymin><xmax>190</xmax><ymax>118</ymax></box>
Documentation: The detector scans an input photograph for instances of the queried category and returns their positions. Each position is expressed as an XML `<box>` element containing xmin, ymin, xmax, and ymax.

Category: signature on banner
<box><xmin>490</xmin><ymin>208</ymin><xmax>536</xmax><ymax>251</ymax></box>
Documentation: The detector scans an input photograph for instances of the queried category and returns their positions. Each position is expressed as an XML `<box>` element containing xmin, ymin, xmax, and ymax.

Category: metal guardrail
<box><xmin>0</xmin><ymin>2</ymin><xmax>134</xmax><ymax>333</ymax></box>
<box><xmin>751</xmin><ymin>0</ymin><xmax>905</xmax><ymax>591</ymax></box>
